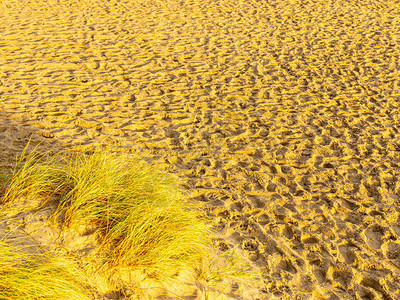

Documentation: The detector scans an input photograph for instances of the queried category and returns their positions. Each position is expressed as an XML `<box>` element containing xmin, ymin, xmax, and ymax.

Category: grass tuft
<box><xmin>0</xmin><ymin>146</ymin><xmax>260</xmax><ymax>297</ymax></box>
<box><xmin>1</xmin><ymin>145</ymin><xmax>64</xmax><ymax>206</ymax></box>
<box><xmin>2</xmin><ymin>147</ymin><xmax>211</xmax><ymax>280</ymax></box>
<box><xmin>56</xmin><ymin>149</ymin><xmax>211</xmax><ymax>278</ymax></box>
<box><xmin>0</xmin><ymin>240</ymin><xmax>91</xmax><ymax>300</ymax></box>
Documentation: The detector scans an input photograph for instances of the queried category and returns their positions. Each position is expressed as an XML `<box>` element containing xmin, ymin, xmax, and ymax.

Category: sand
<box><xmin>1</xmin><ymin>0</ymin><xmax>400</xmax><ymax>298</ymax></box>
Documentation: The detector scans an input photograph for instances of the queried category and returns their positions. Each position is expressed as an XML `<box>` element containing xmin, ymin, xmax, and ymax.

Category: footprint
<box><xmin>363</xmin><ymin>224</ymin><xmax>385</xmax><ymax>250</ymax></box>
<box><xmin>327</xmin><ymin>267</ymin><xmax>353</xmax><ymax>289</ymax></box>
<box><xmin>355</xmin><ymin>286</ymin><xmax>378</xmax><ymax>300</ymax></box>
<box><xmin>281</xmin><ymin>225</ymin><xmax>295</xmax><ymax>240</ymax></box>
<box><xmin>311</xmin><ymin>266</ymin><xmax>327</xmax><ymax>285</ymax></box>
<box><xmin>382</xmin><ymin>241</ymin><xmax>400</xmax><ymax>267</ymax></box>
<box><xmin>242</xmin><ymin>238</ymin><xmax>260</xmax><ymax>261</ymax></box>
<box><xmin>338</xmin><ymin>244</ymin><xmax>357</xmax><ymax>264</ymax></box>
<box><xmin>276</xmin><ymin>258</ymin><xmax>297</xmax><ymax>274</ymax></box>
<box><xmin>214</xmin><ymin>239</ymin><xmax>229</xmax><ymax>252</ymax></box>
<box><xmin>358</xmin><ymin>275</ymin><xmax>387</xmax><ymax>297</ymax></box>
<box><xmin>301</xmin><ymin>234</ymin><xmax>319</xmax><ymax>244</ymax></box>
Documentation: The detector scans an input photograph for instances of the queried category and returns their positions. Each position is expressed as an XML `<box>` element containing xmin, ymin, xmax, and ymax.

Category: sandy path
<box><xmin>1</xmin><ymin>0</ymin><xmax>400</xmax><ymax>298</ymax></box>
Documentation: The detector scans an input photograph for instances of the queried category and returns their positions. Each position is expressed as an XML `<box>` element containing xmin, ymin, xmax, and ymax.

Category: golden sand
<box><xmin>1</xmin><ymin>0</ymin><xmax>400</xmax><ymax>298</ymax></box>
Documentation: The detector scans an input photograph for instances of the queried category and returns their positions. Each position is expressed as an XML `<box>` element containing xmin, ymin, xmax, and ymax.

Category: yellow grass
<box><xmin>0</xmin><ymin>146</ymin><xmax>260</xmax><ymax>298</ymax></box>
<box><xmin>0</xmin><ymin>240</ymin><xmax>91</xmax><ymax>300</ymax></box>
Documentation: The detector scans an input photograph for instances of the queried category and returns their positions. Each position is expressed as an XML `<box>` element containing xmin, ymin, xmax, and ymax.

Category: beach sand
<box><xmin>1</xmin><ymin>0</ymin><xmax>400</xmax><ymax>298</ymax></box>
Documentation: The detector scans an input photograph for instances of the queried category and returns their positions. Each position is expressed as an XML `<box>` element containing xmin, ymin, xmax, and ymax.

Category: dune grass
<box><xmin>1</xmin><ymin>147</ymin><xmax>210</xmax><ymax>277</ymax></box>
<box><xmin>0</xmin><ymin>240</ymin><xmax>91</xmax><ymax>300</ymax></box>
<box><xmin>60</xmin><ymin>149</ymin><xmax>211</xmax><ymax>278</ymax></box>
<box><xmin>1</xmin><ymin>146</ymin><xmax>61</xmax><ymax>206</ymax></box>
<box><xmin>0</xmin><ymin>145</ymin><xmax>261</xmax><ymax>298</ymax></box>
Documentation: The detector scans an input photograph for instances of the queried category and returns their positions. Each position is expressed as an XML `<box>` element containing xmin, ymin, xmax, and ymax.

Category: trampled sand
<box><xmin>1</xmin><ymin>0</ymin><xmax>400</xmax><ymax>298</ymax></box>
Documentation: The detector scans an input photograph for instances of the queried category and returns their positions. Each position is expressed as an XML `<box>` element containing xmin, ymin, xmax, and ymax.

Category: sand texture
<box><xmin>1</xmin><ymin>0</ymin><xmax>400</xmax><ymax>298</ymax></box>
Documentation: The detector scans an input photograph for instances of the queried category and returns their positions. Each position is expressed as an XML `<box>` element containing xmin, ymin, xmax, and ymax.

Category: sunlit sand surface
<box><xmin>1</xmin><ymin>0</ymin><xmax>400</xmax><ymax>298</ymax></box>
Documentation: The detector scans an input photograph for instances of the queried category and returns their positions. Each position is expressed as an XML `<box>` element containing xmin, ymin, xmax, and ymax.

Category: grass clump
<box><xmin>0</xmin><ymin>240</ymin><xmax>91</xmax><ymax>300</ymax></box>
<box><xmin>0</xmin><ymin>146</ymin><xmax>261</xmax><ymax>297</ymax></box>
<box><xmin>1</xmin><ymin>147</ymin><xmax>210</xmax><ymax>280</ymax></box>
<box><xmin>1</xmin><ymin>146</ymin><xmax>63</xmax><ymax>206</ymax></box>
<box><xmin>58</xmin><ymin>149</ymin><xmax>210</xmax><ymax>278</ymax></box>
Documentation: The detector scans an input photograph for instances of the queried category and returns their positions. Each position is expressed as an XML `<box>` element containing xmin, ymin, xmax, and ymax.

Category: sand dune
<box><xmin>1</xmin><ymin>0</ymin><xmax>400</xmax><ymax>298</ymax></box>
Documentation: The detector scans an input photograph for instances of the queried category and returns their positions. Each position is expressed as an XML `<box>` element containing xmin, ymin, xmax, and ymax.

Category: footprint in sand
<box><xmin>363</xmin><ymin>224</ymin><xmax>385</xmax><ymax>250</ymax></box>
<box><xmin>337</xmin><ymin>243</ymin><xmax>357</xmax><ymax>264</ymax></box>
<box><xmin>326</xmin><ymin>267</ymin><xmax>353</xmax><ymax>289</ymax></box>
<box><xmin>382</xmin><ymin>241</ymin><xmax>400</xmax><ymax>267</ymax></box>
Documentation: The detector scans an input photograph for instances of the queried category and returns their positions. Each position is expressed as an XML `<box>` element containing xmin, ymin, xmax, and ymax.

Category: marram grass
<box><xmin>1</xmin><ymin>146</ymin><xmax>64</xmax><ymax>206</ymax></box>
<box><xmin>2</xmin><ymin>147</ymin><xmax>210</xmax><ymax>276</ymax></box>
<box><xmin>0</xmin><ymin>240</ymin><xmax>91</xmax><ymax>300</ymax></box>
<box><xmin>57</xmin><ymin>149</ymin><xmax>210</xmax><ymax>278</ymax></box>
<box><xmin>0</xmin><ymin>146</ymin><xmax>260</xmax><ymax>297</ymax></box>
